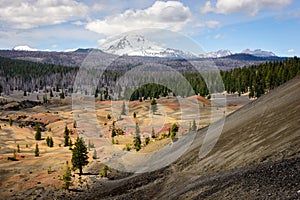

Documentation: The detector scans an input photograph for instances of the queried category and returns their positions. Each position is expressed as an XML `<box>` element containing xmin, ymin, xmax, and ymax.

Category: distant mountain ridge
<box><xmin>201</xmin><ymin>49</ymin><xmax>235</xmax><ymax>58</ymax></box>
<box><xmin>241</xmin><ymin>48</ymin><xmax>276</xmax><ymax>57</ymax></box>
<box><xmin>203</xmin><ymin>49</ymin><xmax>277</xmax><ymax>58</ymax></box>
<box><xmin>99</xmin><ymin>34</ymin><xmax>198</xmax><ymax>59</ymax></box>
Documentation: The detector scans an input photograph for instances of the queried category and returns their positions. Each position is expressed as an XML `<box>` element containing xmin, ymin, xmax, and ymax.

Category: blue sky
<box><xmin>0</xmin><ymin>0</ymin><xmax>299</xmax><ymax>56</ymax></box>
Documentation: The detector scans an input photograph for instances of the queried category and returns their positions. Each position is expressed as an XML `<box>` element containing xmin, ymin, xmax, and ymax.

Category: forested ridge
<box><xmin>221</xmin><ymin>57</ymin><xmax>300</xmax><ymax>98</ymax></box>
<box><xmin>0</xmin><ymin>56</ymin><xmax>299</xmax><ymax>100</ymax></box>
<box><xmin>0</xmin><ymin>56</ymin><xmax>78</xmax><ymax>94</ymax></box>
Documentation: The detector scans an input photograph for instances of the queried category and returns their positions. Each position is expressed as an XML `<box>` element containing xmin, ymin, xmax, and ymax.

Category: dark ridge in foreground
<box><xmin>71</xmin><ymin>157</ymin><xmax>300</xmax><ymax>200</ymax></box>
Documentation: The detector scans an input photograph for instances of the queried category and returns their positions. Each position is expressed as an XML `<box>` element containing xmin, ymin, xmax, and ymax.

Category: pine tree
<box><xmin>71</xmin><ymin>137</ymin><xmax>89</xmax><ymax>175</ymax></box>
<box><xmin>46</xmin><ymin>136</ymin><xmax>54</xmax><ymax>147</ymax></box>
<box><xmin>60</xmin><ymin>91</ymin><xmax>65</xmax><ymax>99</ymax></box>
<box><xmin>34</xmin><ymin>124</ymin><xmax>42</xmax><ymax>140</ymax></box>
<box><xmin>50</xmin><ymin>89</ymin><xmax>54</xmax><ymax>98</ymax></box>
<box><xmin>62</xmin><ymin>161</ymin><xmax>72</xmax><ymax>190</ymax></box>
<box><xmin>43</xmin><ymin>95</ymin><xmax>48</xmax><ymax>103</ymax></box>
<box><xmin>133</xmin><ymin>112</ymin><xmax>136</xmax><ymax>118</ymax></box>
<box><xmin>151</xmin><ymin>127</ymin><xmax>156</xmax><ymax>138</ymax></box>
<box><xmin>9</xmin><ymin>117</ymin><xmax>12</xmax><ymax>126</ymax></box>
<box><xmin>133</xmin><ymin>123</ymin><xmax>141</xmax><ymax>151</ymax></box>
<box><xmin>145</xmin><ymin>136</ymin><xmax>150</xmax><ymax>145</ymax></box>
<box><xmin>34</xmin><ymin>143</ymin><xmax>39</xmax><ymax>157</ymax></box>
<box><xmin>191</xmin><ymin>120</ymin><xmax>197</xmax><ymax>131</ymax></box>
<box><xmin>49</xmin><ymin>137</ymin><xmax>54</xmax><ymax>147</ymax></box>
<box><xmin>64</xmin><ymin>125</ymin><xmax>70</xmax><ymax>146</ymax></box>
<box><xmin>171</xmin><ymin>123</ymin><xmax>179</xmax><ymax>140</ymax></box>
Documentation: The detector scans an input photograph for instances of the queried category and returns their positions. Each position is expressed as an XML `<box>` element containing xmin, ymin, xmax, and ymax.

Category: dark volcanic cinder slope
<box><xmin>70</xmin><ymin>76</ymin><xmax>300</xmax><ymax>200</ymax></box>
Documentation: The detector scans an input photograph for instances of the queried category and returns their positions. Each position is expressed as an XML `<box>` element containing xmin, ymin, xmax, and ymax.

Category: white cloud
<box><xmin>86</xmin><ymin>1</ymin><xmax>192</xmax><ymax>35</ymax></box>
<box><xmin>194</xmin><ymin>20</ymin><xmax>220</xmax><ymax>28</ymax></box>
<box><xmin>287</xmin><ymin>49</ymin><xmax>295</xmax><ymax>53</ymax></box>
<box><xmin>0</xmin><ymin>26</ymin><xmax>100</xmax><ymax>50</ymax></box>
<box><xmin>91</xmin><ymin>3</ymin><xmax>105</xmax><ymax>12</ymax></box>
<box><xmin>201</xmin><ymin>0</ymin><xmax>291</xmax><ymax>16</ymax></box>
<box><xmin>0</xmin><ymin>0</ymin><xmax>88</xmax><ymax>29</ymax></box>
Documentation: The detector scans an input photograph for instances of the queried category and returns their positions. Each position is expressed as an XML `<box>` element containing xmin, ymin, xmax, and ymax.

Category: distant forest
<box><xmin>221</xmin><ymin>57</ymin><xmax>300</xmax><ymax>98</ymax></box>
<box><xmin>0</xmin><ymin>56</ymin><xmax>299</xmax><ymax>100</ymax></box>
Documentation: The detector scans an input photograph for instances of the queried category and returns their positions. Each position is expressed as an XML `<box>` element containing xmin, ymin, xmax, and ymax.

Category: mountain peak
<box><xmin>202</xmin><ymin>49</ymin><xmax>235</xmax><ymax>58</ymax></box>
<box><xmin>241</xmin><ymin>49</ymin><xmax>276</xmax><ymax>57</ymax></box>
<box><xmin>99</xmin><ymin>34</ymin><xmax>198</xmax><ymax>59</ymax></box>
<box><xmin>13</xmin><ymin>45</ymin><xmax>37</xmax><ymax>51</ymax></box>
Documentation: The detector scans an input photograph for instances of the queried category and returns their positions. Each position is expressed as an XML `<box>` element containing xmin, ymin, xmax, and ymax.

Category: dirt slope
<box><xmin>67</xmin><ymin>76</ymin><xmax>300</xmax><ymax>199</ymax></box>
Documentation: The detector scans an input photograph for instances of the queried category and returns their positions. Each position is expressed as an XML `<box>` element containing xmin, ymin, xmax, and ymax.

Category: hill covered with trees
<box><xmin>0</xmin><ymin>55</ymin><xmax>299</xmax><ymax>100</ymax></box>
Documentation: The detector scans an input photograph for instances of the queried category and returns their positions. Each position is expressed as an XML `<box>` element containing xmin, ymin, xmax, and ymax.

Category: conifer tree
<box><xmin>9</xmin><ymin>117</ymin><xmax>12</xmax><ymax>126</ymax></box>
<box><xmin>171</xmin><ymin>123</ymin><xmax>179</xmax><ymax>140</ymax></box>
<box><xmin>62</xmin><ymin>161</ymin><xmax>72</xmax><ymax>190</ymax></box>
<box><xmin>50</xmin><ymin>89</ymin><xmax>54</xmax><ymax>98</ymax></box>
<box><xmin>64</xmin><ymin>125</ymin><xmax>70</xmax><ymax>146</ymax></box>
<box><xmin>34</xmin><ymin>143</ymin><xmax>39</xmax><ymax>157</ymax></box>
<box><xmin>71</xmin><ymin>137</ymin><xmax>89</xmax><ymax>175</ymax></box>
<box><xmin>191</xmin><ymin>120</ymin><xmax>197</xmax><ymax>131</ymax></box>
<box><xmin>34</xmin><ymin>124</ymin><xmax>42</xmax><ymax>140</ymax></box>
<box><xmin>151</xmin><ymin>127</ymin><xmax>156</xmax><ymax>138</ymax></box>
<box><xmin>133</xmin><ymin>123</ymin><xmax>141</xmax><ymax>151</ymax></box>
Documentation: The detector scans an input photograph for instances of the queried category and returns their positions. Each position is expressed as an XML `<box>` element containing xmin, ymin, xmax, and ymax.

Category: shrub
<box><xmin>62</xmin><ymin>161</ymin><xmax>72</xmax><ymax>190</ymax></box>
<box><xmin>100</xmin><ymin>165</ymin><xmax>110</xmax><ymax>177</ymax></box>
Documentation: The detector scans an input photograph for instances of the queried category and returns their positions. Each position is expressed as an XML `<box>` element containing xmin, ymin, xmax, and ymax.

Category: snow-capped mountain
<box><xmin>13</xmin><ymin>45</ymin><xmax>37</xmax><ymax>51</ymax></box>
<box><xmin>201</xmin><ymin>49</ymin><xmax>235</xmax><ymax>58</ymax></box>
<box><xmin>99</xmin><ymin>34</ymin><xmax>198</xmax><ymax>59</ymax></box>
<box><xmin>241</xmin><ymin>49</ymin><xmax>276</xmax><ymax>57</ymax></box>
<box><xmin>201</xmin><ymin>49</ymin><xmax>277</xmax><ymax>58</ymax></box>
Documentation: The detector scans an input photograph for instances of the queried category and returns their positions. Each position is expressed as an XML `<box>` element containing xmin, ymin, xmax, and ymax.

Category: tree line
<box><xmin>1</xmin><ymin>56</ymin><xmax>299</xmax><ymax>100</ymax></box>
<box><xmin>221</xmin><ymin>56</ymin><xmax>300</xmax><ymax>97</ymax></box>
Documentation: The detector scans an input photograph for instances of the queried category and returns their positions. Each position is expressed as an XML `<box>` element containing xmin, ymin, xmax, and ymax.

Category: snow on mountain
<box><xmin>99</xmin><ymin>34</ymin><xmax>198</xmax><ymax>59</ymax></box>
<box><xmin>242</xmin><ymin>49</ymin><xmax>276</xmax><ymax>57</ymax></box>
<box><xmin>201</xmin><ymin>49</ymin><xmax>277</xmax><ymax>58</ymax></box>
<box><xmin>202</xmin><ymin>49</ymin><xmax>235</xmax><ymax>58</ymax></box>
<box><xmin>13</xmin><ymin>45</ymin><xmax>37</xmax><ymax>51</ymax></box>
